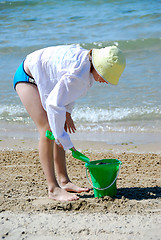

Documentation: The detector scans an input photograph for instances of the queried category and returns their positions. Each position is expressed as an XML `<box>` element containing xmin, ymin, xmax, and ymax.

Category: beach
<box><xmin>0</xmin><ymin>137</ymin><xmax>161</xmax><ymax>239</ymax></box>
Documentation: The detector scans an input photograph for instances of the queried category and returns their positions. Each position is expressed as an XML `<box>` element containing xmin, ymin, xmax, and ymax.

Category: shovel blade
<box><xmin>70</xmin><ymin>149</ymin><xmax>90</xmax><ymax>164</ymax></box>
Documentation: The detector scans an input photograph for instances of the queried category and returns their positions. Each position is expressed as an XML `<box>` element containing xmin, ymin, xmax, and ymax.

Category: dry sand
<box><xmin>0</xmin><ymin>138</ymin><xmax>161</xmax><ymax>239</ymax></box>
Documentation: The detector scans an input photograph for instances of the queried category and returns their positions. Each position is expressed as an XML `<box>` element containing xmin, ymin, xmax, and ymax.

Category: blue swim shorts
<box><xmin>13</xmin><ymin>61</ymin><xmax>36</xmax><ymax>89</ymax></box>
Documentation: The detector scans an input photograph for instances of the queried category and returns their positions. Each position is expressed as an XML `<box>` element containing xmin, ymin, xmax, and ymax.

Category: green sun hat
<box><xmin>92</xmin><ymin>46</ymin><xmax>126</xmax><ymax>85</ymax></box>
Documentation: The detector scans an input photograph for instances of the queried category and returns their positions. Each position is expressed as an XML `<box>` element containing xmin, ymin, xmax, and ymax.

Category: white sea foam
<box><xmin>0</xmin><ymin>105</ymin><xmax>30</xmax><ymax>123</ymax></box>
<box><xmin>72</xmin><ymin>106</ymin><xmax>161</xmax><ymax>123</ymax></box>
<box><xmin>0</xmin><ymin>104</ymin><xmax>161</xmax><ymax>128</ymax></box>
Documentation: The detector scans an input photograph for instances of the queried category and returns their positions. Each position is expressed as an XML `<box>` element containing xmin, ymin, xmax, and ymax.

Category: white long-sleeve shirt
<box><xmin>25</xmin><ymin>45</ymin><xmax>94</xmax><ymax>150</ymax></box>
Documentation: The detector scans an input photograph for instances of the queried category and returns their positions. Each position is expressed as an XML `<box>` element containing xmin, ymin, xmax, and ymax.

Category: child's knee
<box><xmin>38</xmin><ymin>122</ymin><xmax>51</xmax><ymax>137</ymax></box>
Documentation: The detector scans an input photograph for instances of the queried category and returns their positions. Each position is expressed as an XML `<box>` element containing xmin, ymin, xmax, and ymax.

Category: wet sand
<box><xmin>0</xmin><ymin>138</ymin><xmax>161</xmax><ymax>239</ymax></box>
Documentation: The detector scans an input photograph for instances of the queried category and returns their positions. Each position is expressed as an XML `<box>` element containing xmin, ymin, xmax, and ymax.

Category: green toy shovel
<box><xmin>46</xmin><ymin>130</ymin><xmax>90</xmax><ymax>164</ymax></box>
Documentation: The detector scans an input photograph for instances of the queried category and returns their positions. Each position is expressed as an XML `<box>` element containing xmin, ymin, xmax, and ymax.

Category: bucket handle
<box><xmin>86</xmin><ymin>164</ymin><xmax>121</xmax><ymax>191</ymax></box>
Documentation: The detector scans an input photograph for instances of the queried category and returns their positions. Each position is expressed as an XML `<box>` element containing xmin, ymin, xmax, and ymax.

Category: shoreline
<box><xmin>0</xmin><ymin>136</ymin><xmax>161</xmax><ymax>154</ymax></box>
<box><xmin>1</xmin><ymin>119</ymin><xmax>161</xmax><ymax>153</ymax></box>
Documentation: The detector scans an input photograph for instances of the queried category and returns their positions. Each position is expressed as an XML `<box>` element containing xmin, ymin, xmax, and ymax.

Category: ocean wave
<box><xmin>0</xmin><ymin>105</ymin><xmax>31</xmax><ymax>123</ymax></box>
<box><xmin>1</xmin><ymin>104</ymin><xmax>161</xmax><ymax>124</ymax></box>
<box><xmin>76</xmin><ymin>123</ymin><xmax>161</xmax><ymax>134</ymax></box>
<box><xmin>1</xmin><ymin>104</ymin><xmax>161</xmax><ymax>134</ymax></box>
<box><xmin>1</xmin><ymin>38</ymin><xmax>160</xmax><ymax>54</ymax></box>
<box><xmin>72</xmin><ymin>106</ymin><xmax>161</xmax><ymax>123</ymax></box>
<box><xmin>81</xmin><ymin>38</ymin><xmax>161</xmax><ymax>52</ymax></box>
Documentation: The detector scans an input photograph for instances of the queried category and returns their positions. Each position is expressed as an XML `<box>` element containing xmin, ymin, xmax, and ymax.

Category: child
<box><xmin>13</xmin><ymin>45</ymin><xmax>126</xmax><ymax>201</ymax></box>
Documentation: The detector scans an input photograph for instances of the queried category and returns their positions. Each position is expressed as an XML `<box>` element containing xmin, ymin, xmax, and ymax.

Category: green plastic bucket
<box><xmin>85</xmin><ymin>159</ymin><xmax>122</xmax><ymax>198</ymax></box>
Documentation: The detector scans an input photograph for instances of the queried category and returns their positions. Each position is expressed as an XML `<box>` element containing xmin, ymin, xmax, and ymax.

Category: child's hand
<box><xmin>65</xmin><ymin>112</ymin><xmax>76</xmax><ymax>134</ymax></box>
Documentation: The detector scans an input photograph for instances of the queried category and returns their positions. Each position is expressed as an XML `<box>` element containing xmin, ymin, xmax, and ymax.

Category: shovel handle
<box><xmin>46</xmin><ymin>130</ymin><xmax>73</xmax><ymax>150</ymax></box>
<box><xmin>46</xmin><ymin>130</ymin><xmax>55</xmax><ymax>140</ymax></box>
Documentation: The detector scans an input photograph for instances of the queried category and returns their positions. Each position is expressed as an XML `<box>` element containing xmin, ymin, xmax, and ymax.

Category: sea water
<box><xmin>0</xmin><ymin>0</ymin><xmax>161</xmax><ymax>144</ymax></box>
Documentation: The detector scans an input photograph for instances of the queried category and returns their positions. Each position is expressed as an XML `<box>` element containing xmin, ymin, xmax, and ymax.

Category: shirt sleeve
<box><xmin>46</xmin><ymin>74</ymin><xmax>88</xmax><ymax>150</ymax></box>
<box><xmin>65</xmin><ymin>102</ymin><xmax>75</xmax><ymax>114</ymax></box>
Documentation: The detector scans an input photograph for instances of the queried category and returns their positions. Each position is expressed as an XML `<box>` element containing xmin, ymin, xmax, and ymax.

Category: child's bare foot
<box><xmin>60</xmin><ymin>181</ymin><xmax>90</xmax><ymax>193</ymax></box>
<box><xmin>48</xmin><ymin>187</ymin><xmax>79</xmax><ymax>201</ymax></box>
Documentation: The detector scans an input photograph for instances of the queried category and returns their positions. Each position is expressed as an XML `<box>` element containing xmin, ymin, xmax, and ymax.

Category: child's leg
<box><xmin>54</xmin><ymin>143</ymin><xmax>89</xmax><ymax>193</ymax></box>
<box><xmin>16</xmin><ymin>83</ymin><xmax>79</xmax><ymax>201</ymax></box>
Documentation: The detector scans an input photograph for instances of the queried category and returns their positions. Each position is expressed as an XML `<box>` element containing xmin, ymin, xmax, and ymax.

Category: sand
<box><xmin>0</xmin><ymin>138</ymin><xmax>161</xmax><ymax>239</ymax></box>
